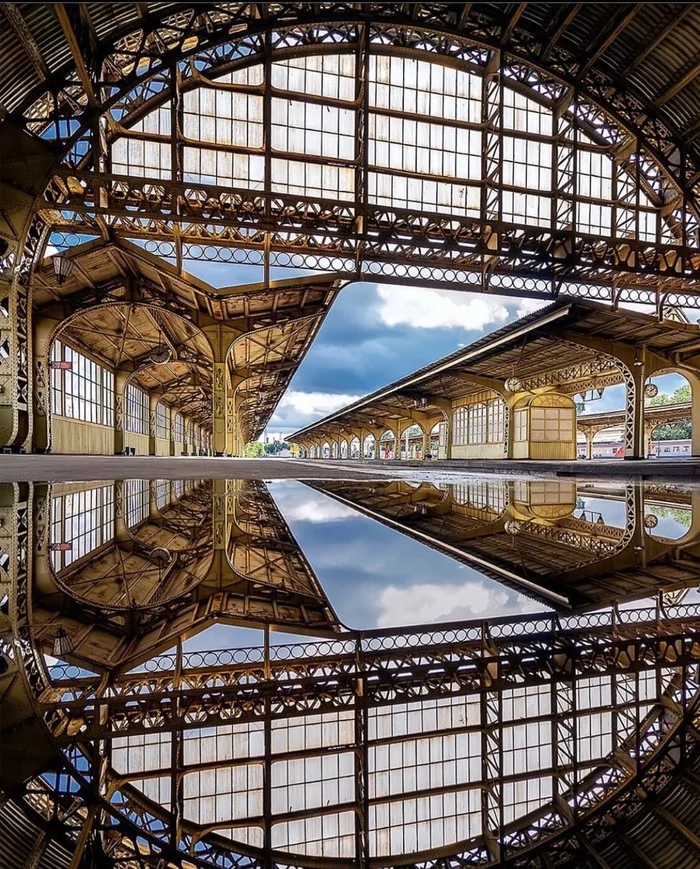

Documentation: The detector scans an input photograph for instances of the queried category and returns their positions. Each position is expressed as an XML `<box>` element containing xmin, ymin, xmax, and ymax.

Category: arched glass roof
<box><xmin>3</xmin><ymin>5</ymin><xmax>693</xmax><ymax>308</ymax></box>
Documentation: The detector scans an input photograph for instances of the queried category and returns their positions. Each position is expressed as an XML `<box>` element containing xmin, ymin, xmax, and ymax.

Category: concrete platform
<box><xmin>0</xmin><ymin>454</ymin><xmax>698</xmax><ymax>482</ymax></box>
<box><xmin>0</xmin><ymin>455</ymin><xmax>381</xmax><ymax>482</ymax></box>
<box><xmin>328</xmin><ymin>456</ymin><xmax>700</xmax><ymax>480</ymax></box>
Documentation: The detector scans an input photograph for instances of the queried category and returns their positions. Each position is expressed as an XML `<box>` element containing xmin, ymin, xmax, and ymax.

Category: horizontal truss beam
<box><xmin>43</xmin><ymin>610</ymin><xmax>700</xmax><ymax>743</ymax></box>
<box><xmin>40</xmin><ymin>169</ymin><xmax>700</xmax><ymax>302</ymax></box>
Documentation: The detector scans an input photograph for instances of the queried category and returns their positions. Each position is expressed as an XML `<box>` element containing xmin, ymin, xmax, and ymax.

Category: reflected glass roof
<box><xmin>14</xmin><ymin>473</ymin><xmax>700</xmax><ymax>867</ymax></box>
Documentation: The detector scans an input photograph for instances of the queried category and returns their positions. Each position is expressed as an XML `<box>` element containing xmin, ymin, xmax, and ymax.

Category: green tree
<box><xmin>648</xmin><ymin>383</ymin><xmax>691</xmax><ymax>406</ymax></box>
<box><xmin>651</xmin><ymin>420</ymin><xmax>691</xmax><ymax>440</ymax></box>
<box><xmin>244</xmin><ymin>441</ymin><xmax>265</xmax><ymax>457</ymax></box>
<box><xmin>264</xmin><ymin>440</ymin><xmax>291</xmax><ymax>454</ymax></box>
<box><xmin>648</xmin><ymin>383</ymin><xmax>692</xmax><ymax>440</ymax></box>
<box><xmin>648</xmin><ymin>506</ymin><xmax>692</xmax><ymax>528</ymax></box>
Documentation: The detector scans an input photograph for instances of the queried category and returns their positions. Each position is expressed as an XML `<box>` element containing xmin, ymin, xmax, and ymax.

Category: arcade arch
<box><xmin>23</xmin><ymin>239</ymin><xmax>340</xmax><ymax>455</ymax></box>
<box><xmin>39</xmin><ymin>296</ymin><xmax>213</xmax><ymax>456</ymax></box>
<box><xmin>293</xmin><ymin>301</ymin><xmax>700</xmax><ymax>463</ymax></box>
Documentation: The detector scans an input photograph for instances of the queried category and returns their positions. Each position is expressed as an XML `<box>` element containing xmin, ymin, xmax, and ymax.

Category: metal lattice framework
<box><xmin>1</xmin><ymin>477</ymin><xmax>700</xmax><ymax>867</ymax></box>
<box><xmin>34</xmin><ymin>605</ymin><xmax>700</xmax><ymax>868</ymax></box>
<box><xmin>34</xmin><ymin>15</ymin><xmax>700</xmax><ymax>306</ymax></box>
<box><xmin>0</xmin><ymin>3</ymin><xmax>697</xmax><ymax>301</ymax></box>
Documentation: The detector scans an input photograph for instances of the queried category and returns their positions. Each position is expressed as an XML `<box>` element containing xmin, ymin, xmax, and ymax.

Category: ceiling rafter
<box><xmin>53</xmin><ymin>3</ymin><xmax>98</xmax><ymax>108</ymax></box>
<box><xmin>540</xmin><ymin>4</ymin><xmax>583</xmax><ymax>62</ymax></box>
<box><xmin>1</xmin><ymin>4</ymin><xmax>49</xmax><ymax>82</ymax></box>
<box><xmin>77</xmin><ymin>4</ymin><xmax>99</xmax><ymax>57</ymax></box>
<box><xmin>652</xmin><ymin>55</ymin><xmax>700</xmax><ymax>109</ymax></box>
<box><xmin>578</xmin><ymin>4</ymin><xmax>643</xmax><ymax>79</ymax></box>
<box><xmin>500</xmin><ymin>3</ymin><xmax>527</xmax><ymax>46</ymax></box>
<box><xmin>620</xmin><ymin>4</ymin><xmax>694</xmax><ymax>77</ymax></box>
<box><xmin>458</xmin><ymin>4</ymin><xmax>473</xmax><ymax>30</ymax></box>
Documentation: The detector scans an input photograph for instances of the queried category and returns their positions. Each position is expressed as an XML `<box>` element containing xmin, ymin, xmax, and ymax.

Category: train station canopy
<box><xmin>290</xmin><ymin>297</ymin><xmax>700</xmax><ymax>443</ymax></box>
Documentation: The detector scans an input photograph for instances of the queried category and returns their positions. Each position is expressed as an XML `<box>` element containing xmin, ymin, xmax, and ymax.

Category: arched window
<box><xmin>487</xmin><ymin>399</ymin><xmax>506</xmax><ymax>443</ymax></box>
<box><xmin>155</xmin><ymin>403</ymin><xmax>169</xmax><ymax>439</ymax></box>
<box><xmin>468</xmin><ymin>403</ymin><xmax>487</xmax><ymax>443</ymax></box>
<box><xmin>107</xmin><ymin>52</ymin><xmax>669</xmax><ymax>250</ymax></box>
<box><xmin>173</xmin><ymin>414</ymin><xmax>184</xmax><ymax>443</ymax></box>
<box><xmin>51</xmin><ymin>340</ymin><xmax>114</xmax><ymax>427</ymax></box>
<box><xmin>453</xmin><ymin>407</ymin><xmax>468</xmax><ymax>445</ymax></box>
<box><xmin>125</xmin><ymin>384</ymin><xmax>149</xmax><ymax>434</ymax></box>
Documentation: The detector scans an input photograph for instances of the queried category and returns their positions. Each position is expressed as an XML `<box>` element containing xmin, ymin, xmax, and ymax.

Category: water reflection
<box><xmin>28</xmin><ymin>476</ymin><xmax>700</xmax><ymax>672</ymax></box>
<box><xmin>270</xmin><ymin>480</ymin><xmax>538</xmax><ymax>628</ymax></box>
<box><xmin>5</xmin><ymin>475</ymin><xmax>700</xmax><ymax>867</ymax></box>
<box><xmin>304</xmin><ymin>478</ymin><xmax>700</xmax><ymax>612</ymax></box>
<box><xmin>34</xmin><ymin>479</ymin><xmax>341</xmax><ymax>671</ymax></box>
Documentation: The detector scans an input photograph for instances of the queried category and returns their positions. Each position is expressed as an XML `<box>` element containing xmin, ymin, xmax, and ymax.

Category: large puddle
<box><xmin>8</xmin><ymin>474</ymin><xmax>700</xmax><ymax>864</ymax></box>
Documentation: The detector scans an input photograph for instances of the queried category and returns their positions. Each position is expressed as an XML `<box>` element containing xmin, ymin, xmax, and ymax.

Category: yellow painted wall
<box><xmin>155</xmin><ymin>437</ymin><xmax>170</xmax><ymax>457</ymax></box>
<box><xmin>452</xmin><ymin>389</ymin><xmax>500</xmax><ymax>407</ymax></box>
<box><xmin>512</xmin><ymin>440</ymin><xmax>529</xmax><ymax>460</ymax></box>
<box><xmin>451</xmin><ymin>443</ymin><xmax>505</xmax><ymax>460</ymax></box>
<box><xmin>52</xmin><ymin>418</ymin><xmax>113</xmax><ymax>455</ymax></box>
<box><xmin>173</xmin><ymin>440</ymin><xmax>184</xmax><ymax>456</ymax></box>
<box><xmin>529</xmin><ymin>441</ymin><xmax>577</xmax><ymax>461</ymax></box>
<box><xmin>513</xmin><ymin>437</ymin><xmax>576</xmax><ymax>460</ymax></box>
<box><xmin>450</xmin><ymin>391</ymin><xmax>506</xmax><ymax>459</ymax></box>
<box><xmin>124</xmin><ymin>432</ymin><xmax>150</xmax><ymax>455</ymax></box>
<box><xmin>511</xmin><ymin>396</ymin><xmax>577</xmax><ymax>460</ymax></box>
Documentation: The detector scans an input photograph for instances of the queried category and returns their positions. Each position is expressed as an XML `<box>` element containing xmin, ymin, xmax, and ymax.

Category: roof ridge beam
<box><xmin>1</xmin><ymin>5</ymin><xmax>49</xmax><ymax>82</ymax></box>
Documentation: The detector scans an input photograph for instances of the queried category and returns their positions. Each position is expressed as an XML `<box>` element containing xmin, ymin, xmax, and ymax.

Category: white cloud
<box><xmin>376</xmin><ymin>286</ymin><xmax>510</xmax><ymax>331</ymax></box>
<box><xmin>514</xmin><ymin>297</ymin><xmax>549</xmax><ymax>319</ymax></box>
<box><xmin>277</xmin><ymin>498</ymin><xmax>355</xmax><ymax>523</ymax></box>
<box><xmin>268</xmin><ymin>389</ymin><xmax>362</xmax><ymax>430</ymax></box>
<box><xmin>375</xmin><ymin>579</ymin><xmax>538</xmax><ymax>628</ymax></box>
<box><xmin>275</xmin><ymin>390</ymin><xmax>361</xmax><ymax>418</ymax></box>
<box><xmin>375</xmin><ymin>286</ymin><xmax>555</xmax><ymax>332</ymax></box>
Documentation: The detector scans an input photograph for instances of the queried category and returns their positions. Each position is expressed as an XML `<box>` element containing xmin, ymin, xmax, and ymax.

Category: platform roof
<box><xmin>290</xmin><ymin>298</ymin><xmax>700</xmax><ymax>440</ymax></box>
<box><xmin>34</xmin><ymin>237</ymin><xmax>340</xmax><ymax>438</ymax></box>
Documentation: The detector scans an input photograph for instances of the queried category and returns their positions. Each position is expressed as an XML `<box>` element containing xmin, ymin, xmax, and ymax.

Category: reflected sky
<box><xmin>269</xmin><ymin>480</ymin><xmax>542</xmax><ymax>629</ymax></box>
<box><xmin>184</xmin><ymin>479</ymin><xmax>541</xmax><ymax>653</ymax></box>
<box><xmin>40</xmin><ymin>476</ymin><xmax>700</xmax><ymax>659</ymax></box>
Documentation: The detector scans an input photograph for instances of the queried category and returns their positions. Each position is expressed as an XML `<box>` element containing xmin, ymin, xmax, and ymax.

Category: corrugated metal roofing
<box><xmin>1</xmin><ymin>2</ymin><xmax>699</xmax><ymax>169</ymax></box>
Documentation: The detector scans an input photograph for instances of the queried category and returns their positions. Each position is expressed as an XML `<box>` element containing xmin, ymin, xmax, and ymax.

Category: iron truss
<box><xmin>33</xmin><ymin>605</ymin><xmax>700</xmax><ymax>868</ymax></box>
<box><xmin>4</xmin><ymin>5</ymin><xmax>696</xmax><ymax>305</ymax></box>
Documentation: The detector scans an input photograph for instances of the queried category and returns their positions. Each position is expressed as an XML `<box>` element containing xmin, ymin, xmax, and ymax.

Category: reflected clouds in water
<box><xmin>270</xmin><ymin>480</ymin><xmax>541</xmax><ymax>629</ymax></box>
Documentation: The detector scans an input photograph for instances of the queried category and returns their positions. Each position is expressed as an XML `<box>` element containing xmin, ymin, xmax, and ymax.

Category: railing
<box><xmin>46</xmin><ymin>599</ymin><xmax>700</xmax><ymax>682</ymax></box>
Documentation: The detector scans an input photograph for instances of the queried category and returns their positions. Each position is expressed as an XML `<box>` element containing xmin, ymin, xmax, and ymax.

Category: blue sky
<box><xmin>179</xmin><ymin>258</ymin><xmax>690</xmax><ymax>436</ymax></box>
<box><xmin>181</xmin><ymin>258</ymin><xmax>552</xmax><ymax>434</ymax></box>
